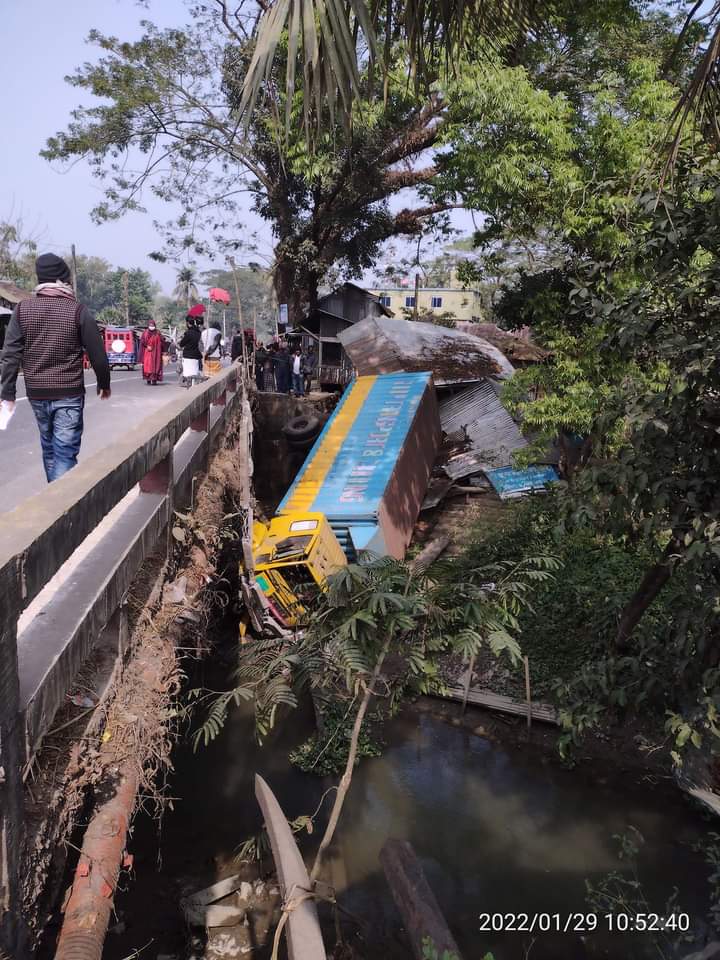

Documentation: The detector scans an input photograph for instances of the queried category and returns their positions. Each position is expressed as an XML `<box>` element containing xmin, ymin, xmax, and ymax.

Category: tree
<box><xmin>196</xmin><ymin>552</ymin><xmax>557</xmax><ymax>899</ymax></box>
<box><xmin>172</xmin><ymin>267</ymin><xmax>200</xmax><ymax>312</ymax></box>
<box><xmin>568</xmin><ymin>161</ymin><xmax>720</xmax><ymax>649</ymax></box>
<box><xmin>438</xmin><ymin>9</ymin><xmax>700</xmax><ymax>482</ymax></box>
<box><xmin>202</xmin><ymin>265</ymin><xmax>275</xmax><ymax>338</ymax></box>
<box><xmin>107</xmin><ymin>267</ymin><xmax>158</xmax><ymax>325</ymax></box>
<box><xmin>73</xmin><ymin>255</ymin><xmax>115</xmax><ymax>314</ymax></box>
<box><xmin>153</xmin><ymin>294</ymin><xmax>180</xmax><ymax>330</ymax></box>
<box><xmin>42</xmin><ymin>16</ymin><xmax>461</xmax><ymax>323</ymax></box>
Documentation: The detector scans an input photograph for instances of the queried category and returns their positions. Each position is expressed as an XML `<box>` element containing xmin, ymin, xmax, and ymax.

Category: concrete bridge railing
<box><xmin>0</xmin><ymin>366</ymin><xmax>242</xmax><ymax>956</ymax></box>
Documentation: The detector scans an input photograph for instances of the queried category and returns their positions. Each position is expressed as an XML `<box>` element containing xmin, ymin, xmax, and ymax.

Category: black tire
<box><xmin>283</xmin><ymin>415</ymin><xmax>321</xmax><ymax>441</ymax></box>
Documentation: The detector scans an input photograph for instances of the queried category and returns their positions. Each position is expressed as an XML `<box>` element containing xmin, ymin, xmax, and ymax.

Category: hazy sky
<box><xmin>1</xmin><ymin>0</ymin><xmax>468</xmax><ymax>296</ymax></box>
<box><xmin>1</xmin><ymin>0</ymin><xmax>272</xmax><ymax>294</ymax></box>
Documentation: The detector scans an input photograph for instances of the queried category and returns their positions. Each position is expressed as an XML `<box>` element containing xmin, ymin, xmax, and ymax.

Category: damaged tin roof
<box><xmin>337</xmin><ymin>316</ymin><xmax>515</xmax><ymax>385</ymax></box>
<box><xmin>439</xmin><ymin>381</ymin><xmax>528</xmax><ymax>480</ymax></box>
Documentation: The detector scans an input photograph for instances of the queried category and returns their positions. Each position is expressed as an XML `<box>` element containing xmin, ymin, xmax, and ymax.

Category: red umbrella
<box><xmin>187</xmin><ymin>304</ymin><xmax>205</xmax><ymax>317</ymax></box>
<box><xmin>209</xmin><ymin>287</ymin><xmax>231</xmax><ymax>305</ymax></box>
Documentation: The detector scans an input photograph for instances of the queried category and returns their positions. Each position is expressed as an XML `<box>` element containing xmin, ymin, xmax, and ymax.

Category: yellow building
<box><xmin>369</xmin><ymin>284</ymin><xmax>484</xmax><ymax>322</ymax></box>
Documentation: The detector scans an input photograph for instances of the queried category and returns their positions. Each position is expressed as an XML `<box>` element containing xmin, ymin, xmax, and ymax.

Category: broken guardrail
<box><xmin>0</xmin><ymin>366</ymin><xmax>242</xmax><ymax>957</ymax></box>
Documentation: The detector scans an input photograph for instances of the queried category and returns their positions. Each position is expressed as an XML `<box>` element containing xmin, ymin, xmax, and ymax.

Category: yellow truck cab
<box><xmin>252</xmin><ymin>512</ymin><xmax>348</xmax><ymax>627</ymax></box>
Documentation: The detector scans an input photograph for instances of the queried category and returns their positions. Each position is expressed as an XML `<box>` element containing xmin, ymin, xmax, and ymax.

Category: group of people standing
<box><xmin>177</xmin><ymin>313</ymin><xmax>223</xmax><ymax>385</ymax></box>
<box><xmin>252</xmin><ymin>341</ymin><xmax>317</xmax><ymax>395</ymax></box>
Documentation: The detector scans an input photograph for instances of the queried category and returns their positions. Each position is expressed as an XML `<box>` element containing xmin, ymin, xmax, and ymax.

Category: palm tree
<box><xmin>172</xmin><ymin>266</ymin><xmax>200</xmax><ymax>312</ymax></box>
<box><xmin>232</xmin><ymin>0</ymin><xmax>720</xmax><ymax>173</ymax></box>
<box><xmin>661</xmin><ymin>2</ymin><xmax>720</xmax><ymax>180</ymax></box>
<box><xmin>231</xmin><ymin>0</ymin><xmax>542</xmax><ymax>137</ymax></box>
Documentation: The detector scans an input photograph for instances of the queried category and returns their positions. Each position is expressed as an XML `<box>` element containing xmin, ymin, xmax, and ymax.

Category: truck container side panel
<box><xmin>375</xmin><ymin>382</ymin><xmax>441</xmax><ymax>558</ymax></box>
<box><xmin>278</xmin><ymin>376</ymin><xmax>375</xmax><ymax>515</ymax></box>
<box><xmin>279</xmin><ymin>373</ymin><xmax>433</xmax><ymax>522</ymax></box>
<box><xmin>315</xmin><ymin>374</ymin><xmax>426</xmax><ymax>521</ymax></box>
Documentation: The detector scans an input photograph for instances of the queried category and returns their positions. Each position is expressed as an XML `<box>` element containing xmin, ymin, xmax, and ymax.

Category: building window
<box><xmin>379</xmin><ymin>296</ymin><xmax>391</xmax><ymax>307</ymax></box>
<box><xmin>405</xmin><ymin>296</ymin><xmax>415</xmax><ymax>308</ymax></box>
<box><xmin>431</xmin><ymin>296</ymin><xmax>443</xmax><ymax>308</ymax></box>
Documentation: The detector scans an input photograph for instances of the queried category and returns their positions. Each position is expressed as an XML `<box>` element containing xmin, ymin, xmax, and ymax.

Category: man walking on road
<box><xmin>0</xmin><ymin>253</ymin><xmax>111</xmax><ymax>482</ymax></box>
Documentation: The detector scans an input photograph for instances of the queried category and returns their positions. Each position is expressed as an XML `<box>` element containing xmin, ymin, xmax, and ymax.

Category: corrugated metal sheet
<box><xmin>486</xmin><ymin>465</ymin><xmax>559</xmax><ymax>498</ymax></box>
<box><xmin>338</xmin><ymin>317</ymin><xmax>515</xmax><ymax>385</ymax></box>
<box><xmin>440</xmin><ymin>382</ymin><xmax>528</xmax><ymax>480</ymax></box>
<box><xmin>278</xmin><ymin>374</ymin><xmax>440</xmax><ymax>558</ymax></box>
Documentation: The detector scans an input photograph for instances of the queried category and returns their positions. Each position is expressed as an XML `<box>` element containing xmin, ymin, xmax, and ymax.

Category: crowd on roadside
<box><xmin>229</xmin><ymin>333</ymin><xmax>318</xmax><ymax>396</ymax></box>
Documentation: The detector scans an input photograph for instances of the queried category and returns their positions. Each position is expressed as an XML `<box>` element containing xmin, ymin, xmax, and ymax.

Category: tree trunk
<box><xmin>615</xmin><ymin>538</ymin><xmax>678</xmax><ymax>650</ymax></box>
<box><xmin>273</xmin><ymin>252</ymin><xmax>308</xmax><ymax>327</ymax></box>
<box><xmin>558</xmin><ymin>431</ymin><xmax>592</xmax><ymax>485</ymax></box>
<box><xmin>309</xmin><ymin>641</ymin><xmax>390</xmax><ymax>884</ymax></box>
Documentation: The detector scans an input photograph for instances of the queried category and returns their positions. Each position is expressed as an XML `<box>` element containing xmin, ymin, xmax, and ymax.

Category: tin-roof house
<box><xmin>292</xmin><ymin>282</ymin><xmax>393</xmax><ymax>387</ymax></box>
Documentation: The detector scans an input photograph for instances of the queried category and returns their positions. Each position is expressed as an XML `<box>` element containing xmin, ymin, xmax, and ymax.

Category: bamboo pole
<box><xmin>524</xmin><ymin>655</ymin><xmax>532</xmax><ymax>730</ymax></box>
<box><xmin>70</xmin><ymin>243</ymin><xmax>78</xmax><ymax>294</ymax></box>
<box><xmin>460</xmin><ymin>654</ymin><xmax>475</xmax><ymax>716</ymax></box>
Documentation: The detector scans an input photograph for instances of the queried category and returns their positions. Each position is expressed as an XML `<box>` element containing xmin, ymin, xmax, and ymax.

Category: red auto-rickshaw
<box><xmin>104</xmin><ymin>327</ymin><xmax>140</xmax><ymax>370</ymax></box>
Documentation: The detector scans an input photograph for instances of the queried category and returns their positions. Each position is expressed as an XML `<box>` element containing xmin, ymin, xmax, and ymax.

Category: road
<box><xmin>0</xmin><ymin>366</ymin><xmax>185</xmax><ymax>514</ymax></box>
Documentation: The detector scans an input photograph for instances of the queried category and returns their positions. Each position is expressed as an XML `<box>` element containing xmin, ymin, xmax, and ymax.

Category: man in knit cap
<box><xmin>0</xmin><ymin>253</ymin><xmax>111</xmax><ymax>482</ymax></box>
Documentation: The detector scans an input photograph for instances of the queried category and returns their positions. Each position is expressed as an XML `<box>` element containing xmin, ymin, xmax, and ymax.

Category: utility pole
<box><xmin>228</xmin><ymin>258</ymin><xmax>248</xmax><ymax>376</ymax></box>
<box><xmin>122</xmin><ymin>271</ymin><xmax>129</xmax><ymax>325</ymax></box>
<box><xmin>70</xmin><ymin>244</ymin><xmax>78</xmax><ymax>293</ymax></box>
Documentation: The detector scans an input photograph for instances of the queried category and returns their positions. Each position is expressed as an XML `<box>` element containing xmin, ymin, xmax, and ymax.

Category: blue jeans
<box><xmin>29</xmin><ymin>396</ymin><xmax>85</xmax><ymax>482</ymax></box>
<box><xmin>291</xmin><ymin>373</ymin><xmax>304</xmax><ymax>395</ymax></box>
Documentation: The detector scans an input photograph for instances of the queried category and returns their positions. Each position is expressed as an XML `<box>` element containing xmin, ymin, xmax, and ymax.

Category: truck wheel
<box><xmin>283</xmin><ymin>415</ymin><xmax>321</xmax><ymax>441</ymax></box>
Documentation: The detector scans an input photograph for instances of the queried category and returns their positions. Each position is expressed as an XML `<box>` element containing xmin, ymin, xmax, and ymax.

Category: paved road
<box><xmin>0</xmin><ymin>366</ymin><xmax>185</xmax><ymax>514</ymax></box>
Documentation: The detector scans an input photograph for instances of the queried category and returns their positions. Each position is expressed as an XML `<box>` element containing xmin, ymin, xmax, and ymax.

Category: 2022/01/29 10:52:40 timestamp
<box><xmin>478</xmin><ymin>913</ymin><xmax>692</xmax><ymax>933</ymax></box>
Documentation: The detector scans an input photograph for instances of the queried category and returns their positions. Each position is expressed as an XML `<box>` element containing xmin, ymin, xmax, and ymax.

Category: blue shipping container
<box><xmin>278</xmin><ymin>372</ymin><xmax>440</xmax><ymax>558</ymax></box>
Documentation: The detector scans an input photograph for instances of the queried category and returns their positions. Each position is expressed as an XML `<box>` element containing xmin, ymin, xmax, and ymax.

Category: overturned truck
<box><xmin>243</xmin><ymin>372</ymin><xmax>441</xmax><ymax>635</ymax></box>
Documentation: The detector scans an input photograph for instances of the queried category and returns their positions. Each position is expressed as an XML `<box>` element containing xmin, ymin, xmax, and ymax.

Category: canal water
<box><xmin>105</xmin><ymin>675</ymin><xmax>713</xmax><ymax>960</ymax></box>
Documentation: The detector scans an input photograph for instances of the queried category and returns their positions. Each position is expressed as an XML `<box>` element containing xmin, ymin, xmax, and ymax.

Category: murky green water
<box><xmin>105</xmin><ymin>684</ymin><xmax>713</xmax><ymax>960</ymax></box>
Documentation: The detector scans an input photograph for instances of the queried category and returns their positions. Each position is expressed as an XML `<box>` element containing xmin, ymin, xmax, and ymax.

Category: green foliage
<box><xmin>196</xmin><ymin>552</ymin><xmax>555</xmax><ymax>750</ymax></box>
<box><xmin>696</xmin><ymin>832</ymin><xmax>720</xmax><ymax>934</ymax></box>
<box><xmin>42</xmin><ymin>15</ymin><xmax>457</xmax><ymax>319</ymax></box>
<box><xmin>421</xmin><ymin>937</ymin><xmax>483</xmax><ymax>960</ymax></box>
<box><xmin>289</xmin><ymin>699</ymin><xmax>383</xmax><ymax>776</ymax></box>
<box><xmin>202</xmin><ymin>265</ymin><xmax>275</xmax><ymax>339</ymax></box>
<box><xmin>458</xmin><ymin>495</ymin><xmax>680</xmax><ymax>697</ymax></box>
<box><xmin>585</xmin><ymin>828</ymin><xmax>694</xmax><ymax>956</ymax></box>
<box><xmin>74</xmin><ymin>256</ymin><xmax>158</xmax><ymax>323</ymax></box>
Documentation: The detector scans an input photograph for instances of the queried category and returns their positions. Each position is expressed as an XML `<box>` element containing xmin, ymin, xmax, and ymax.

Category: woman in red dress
<box><xmin>140</xmin><ymin>321</ymin><xmax>164</xmax><ymax>385</ymax></box>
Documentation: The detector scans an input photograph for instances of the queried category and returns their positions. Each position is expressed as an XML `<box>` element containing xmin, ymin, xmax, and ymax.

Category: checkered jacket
<box><xmin>0</xmin><ymin>295</ymin><xmax>110</xmax><ymax>401</ymax></box>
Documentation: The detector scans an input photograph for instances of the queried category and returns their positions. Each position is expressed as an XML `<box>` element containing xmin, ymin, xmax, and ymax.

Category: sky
<box><xmin>0</xmin><ymin>0</ymin><xmax>273</xmax><ymax>294</ymax></box>
<box><xmin>1</xmin><ymin>0</ymin><xmax>471</xmax><ymax>298</ymax></box>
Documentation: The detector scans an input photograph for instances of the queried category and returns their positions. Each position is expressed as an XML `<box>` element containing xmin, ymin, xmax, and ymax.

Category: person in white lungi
<box><xmin>178</xmin><ymin>316</ymin><xmax>202</xmax><ymax>385</ymax></box>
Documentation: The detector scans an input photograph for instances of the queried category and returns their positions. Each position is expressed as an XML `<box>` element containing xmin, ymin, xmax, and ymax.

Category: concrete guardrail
<box><xmin>0</xmin><ymin>366</ymin><xmax>241</xmax><ymax>956</ymax></box>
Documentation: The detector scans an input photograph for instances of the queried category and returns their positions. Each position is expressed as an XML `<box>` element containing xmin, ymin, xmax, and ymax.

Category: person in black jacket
<box><xmin>178</xmin><ymin>316</ymin><xmax>202</xmax><ymax>386</ymax></box>
<box><xmin>273</xmin><ymin>342</ymin><xmax>292</xmax><ymax>394</ymax></box>
<box><xmin>254</xmin><ymin>342</ymin><xmax>268</xmax><ymax>391</ymax></box>
<box><xmin>0</xmin><ymin>253</ymin><xmax>111</xmax><ymax>482</ymax></box>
